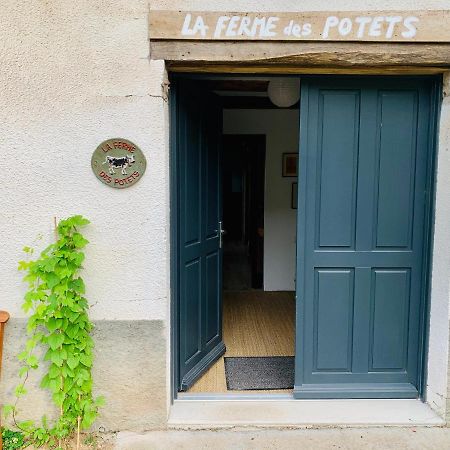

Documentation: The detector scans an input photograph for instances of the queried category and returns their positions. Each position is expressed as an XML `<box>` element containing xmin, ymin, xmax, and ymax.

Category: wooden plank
<box><xmin>166</xmin><ymin>64</ymin><xmax>445</xmax><ymax>75</ymax></box>
<box><xmin>151</xmin><ymin>41</ymin><xmax>450</xmax><ymax>67</ymax></box>
<box><xmin>149</xmin><ymin>10</ymin><xmax>450</xmax><ymax>43</ymax></box>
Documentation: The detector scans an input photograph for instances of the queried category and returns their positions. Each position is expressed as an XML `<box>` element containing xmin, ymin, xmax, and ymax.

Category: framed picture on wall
<box><xmin>282</xmin><ymin>153</ymin><xmax>298</xmax><ymax>177</ymax></box>
<box><xmin>291</xmin><ymin>182</ymin><xmax>298</xmax><ymax>209</ymax></box>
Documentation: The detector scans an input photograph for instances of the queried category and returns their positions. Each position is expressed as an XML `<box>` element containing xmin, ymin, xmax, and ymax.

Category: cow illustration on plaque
<box><xmin>91</xmin><ymin>138</ymin><xmax>146</xmax><ymax>188</ymax></box>
<box><xmin>103</xmin><ymin>154</ymin><xmax>136</xmax><ymax>175</ymax></box>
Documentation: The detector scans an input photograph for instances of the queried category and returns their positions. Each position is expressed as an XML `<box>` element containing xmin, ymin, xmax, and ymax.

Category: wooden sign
<box><xmin>149</xmin><ymin>10</ymin><xmax>450</xmax><ymax>42</ymax></box>
<box><xmin>91</xmin><ymin>138</ymin><xmax>147</xmax><ymax>189</ymax></box>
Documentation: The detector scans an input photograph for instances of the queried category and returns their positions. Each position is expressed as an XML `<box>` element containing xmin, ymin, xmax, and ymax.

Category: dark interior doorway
<box><xmin>222</xmin><ymin>135</ymin><xmax>266</xmax><ymax>290</ymax></box>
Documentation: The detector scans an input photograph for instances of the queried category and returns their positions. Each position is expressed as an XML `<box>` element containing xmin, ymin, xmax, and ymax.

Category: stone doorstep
<box><xmin>168</xmin><ymin>398</ymin><xmax>444</xmax><ymax>428</ymax></box>
<box><xmin>114</xmin><ymin>427</ymin><xmax>450</xmax><ymax>450</ymax></box>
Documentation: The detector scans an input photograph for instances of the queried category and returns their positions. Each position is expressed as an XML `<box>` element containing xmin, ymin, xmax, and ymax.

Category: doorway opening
<box><xmin>172</xmin><ymin>74</ymin><xmax>436</xmax><ymax>401</ymax></box>
<box><xmin>174</xmin><ymin>77</ymin><xmax>299</xmax><ymax>395</ymax></box>
<box><xmin>222</xmin><ymin>135</ymin><xmax>265</xmax><ymax>292</ymax></box>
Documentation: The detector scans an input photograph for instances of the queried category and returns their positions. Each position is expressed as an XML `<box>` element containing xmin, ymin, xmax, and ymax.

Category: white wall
<box><xmin>153</xmin><ymin>0</ymin><xmax>450</xmax><ymax>11</ymax></box>
<box><xmin>223</xmin><ymin>109</ymin><xmax>299</xmax><ymax>291</ymax></box>
<box><xmin>426</xmin><ymin>73</ymin><xmax>450</xmax><ymax>417</ymax></box>
<box><xmin>0</xmin><ymin>1</ymin><xmax>169</xmax><ymax>323</ymax></box>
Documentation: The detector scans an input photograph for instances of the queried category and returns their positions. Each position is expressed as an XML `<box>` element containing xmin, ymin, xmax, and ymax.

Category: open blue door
<box><xmin>176</xmin><ymin>80</ymin><xmax>225</xmax><ymax>391</ymax></box>
<box><xmin>295</xmin><ymin>77</ymin><xmax>434</xmax><ymax>398</ymax></box>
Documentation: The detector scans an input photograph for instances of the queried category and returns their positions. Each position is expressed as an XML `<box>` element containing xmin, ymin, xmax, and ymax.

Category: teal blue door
<box><xmin>295</xmin><ymin>77</ymin><xmax>434</xmax><ymax>398</ymax></box>
<box><xmin>176</xmin><ymin>81</ymin><xmax>225</xmax><ymax>391</ymax></box>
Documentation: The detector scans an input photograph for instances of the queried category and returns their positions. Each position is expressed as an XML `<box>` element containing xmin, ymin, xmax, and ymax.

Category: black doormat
<box><xmin>224</xmin><ymin>356</ymin><xmax>294</xmax><ymax>390</ymax></box>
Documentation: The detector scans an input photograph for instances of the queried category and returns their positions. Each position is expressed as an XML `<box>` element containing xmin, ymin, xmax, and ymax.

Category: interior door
<box><xmin>295</xmin><ymin>77</ymin><xmax>434</xmax><ymax>398</ymax></box>
<box><xmin>176</xmin><ymin>80</ymin><xmax>225</xmax><ymax>391</ymax></box>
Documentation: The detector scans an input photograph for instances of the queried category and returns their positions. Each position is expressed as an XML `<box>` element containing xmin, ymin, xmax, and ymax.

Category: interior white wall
<box><xmin>223</xmin><ymin>109</ymin><xmax>299</xmax><ymax>291</ymax></box>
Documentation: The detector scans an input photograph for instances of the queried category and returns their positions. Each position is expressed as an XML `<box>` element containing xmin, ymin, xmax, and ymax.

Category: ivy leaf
<box><xmin>61</xmin><ymin>365</ymin><xmax>75</xmax><ymax>378</ymax></box>
<box><xmin>60</xmin><ymin>346</ymin><xmax>68</xmax><ymax>360</ymax></box>
<box><xmin>42</xmin><ymin>257</ymin><xmax>57</xmax><ymax>272</ymax></box>
<box><xmin>47</xmin><ymin>333</ymin><xmax>64</xmax><ymax>350</ymax></box>
<box><xmin>57</xmin><ymin>266</ymin><xmax>73</xmax><ymax>278</ymax></box>
<box><xmin>18</xmin><ymin>420</ymin><xmax>35</xmax><ymax>432</ymax></box>
<box><xmin>48</xmin><ymin>364</ymin><xmax>61</xmax><ymax>379</ymax></box>
<box><xmin>48</xmin><ymin>377</ymin><xmax>62</xmax><ymax>393</ymax></box>
<box><xmin>46</xmin><ymin>318</ymin><xmax>61</xmax><ymax>333</ymax></box>
<box><xmin>66</xmin><ymin>324</ymin><xmax>79</xmax><ymax>339</ymax></box>
<box><xmin>15</xmin><ymin>385</ymin><xmax>27</xmax><ymax>397</ymax></box>
<box><xmin>50</xmin><ymin>350</ymin><xmax>64</xmax><ymax>367</ymax></box>
<box><xmin>67</xmin><ymin>355</ymin><xmax>80</xmax><ymax>370</ymax></box>
<box><xmin>70</xmin><ymin>215</ymin><xmax>90</xmax><ymax>227</ymax></box>
<box><xmin>70</xmin><ymin>278</ymin><xmax>85</xmax><ymax>294</ymax></box>
<box><xmin>46</xmin><ymin>272</ymin><xmax>60</xmax><ymax>289</ymax></box>
<box><xmin>18</xmin><ymin>260</ymin><xmax>31</xmax><ymax>271</ymax></box>
<box><xmin>40</xmin><ymin>374</ymin><xmax>50</xmax><ymax>389</ymax></box>
<box><xmin>72</xmin><ymin>233</ymin><xmax>89</xmax><ymax>248</ymax></box>
<box><xmin>80</xmin><ymin>354</ymin><xmax>92</xmax><ymax>367</ymax></box>
<box><xmin>26</xmin><ymin>354</ymin><xmax>39</xmax><ymax>369</ymax></box>
<box><xmin>81</xmin><ymin>411</ymin><xmax>97</xmax><ymax>429</ymax></box>
<box><xmin>52</xmin><ymin>391</ymin><xmax>65</xmax><ymax>406</ymax></box>
<box><xmin>73</xmin><ymin>252</ymin><xmax>85</xmax><ymax>266</ymax></box>
<box><xmin>17</xmin><ymin>350</ymin><xmax>28</xmax><ymax>361</ymax></box>
<box><xmin>3</xmin><ymin>405</ymin><xmax>16</xmax><ymax>419</ymax></box>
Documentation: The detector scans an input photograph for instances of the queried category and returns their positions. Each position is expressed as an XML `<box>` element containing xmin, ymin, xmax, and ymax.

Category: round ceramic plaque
<box><xmin>91</xmin><ymin>138</ymin><xmax>146</xmax><ymax>189</ymax></box>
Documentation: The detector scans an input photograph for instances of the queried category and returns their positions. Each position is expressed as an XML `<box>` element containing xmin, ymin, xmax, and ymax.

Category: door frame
<box><xmin>169</xmin><ymin>73</ymin><xmax>442</xmax><ymax>402</ymax></box>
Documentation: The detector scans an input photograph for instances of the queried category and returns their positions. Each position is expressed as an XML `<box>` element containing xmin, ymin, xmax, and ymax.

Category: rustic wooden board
<box><xmin>166</xmin><ymin>63</ymin><xmax>445</xmax><ymax>75</ymax></box>
<box><xmin>149</xmin><ymin>10</ymin><xmax>450</xmax><ymax>43</ymax></box>
<box><xmin>150</xmin><ymin>41</ymin><xmax>450</xmax><ymax>70</ymax></box>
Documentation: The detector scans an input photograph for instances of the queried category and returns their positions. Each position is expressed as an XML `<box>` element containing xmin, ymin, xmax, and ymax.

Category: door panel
<box><xmin>375</xmin><ymin>91</ymin><xmax>417</xmax><ymax>249</ymax></box>
<box><xmin>177</xmin><ymin>81</ymin><xmax>225</xmax><ymax>391</ymax></box>
<box><xmin>314</xmin><ymin>269</ymin><xmax>354</xmax><ymax>372</ymax></box>
<box><xmin>317</xmin><ymin>91</ymin><xmax>359</xmax><ymax>249</ymax></box>
<box><xmin>295</xmin><ymin>78</ymin><xmax>433</xmax><ymax>398</ymax></box>
<box><xmin>370</xmin><ymin>269</ymin><xmax>410</xmax><ymax>371</ymax></box>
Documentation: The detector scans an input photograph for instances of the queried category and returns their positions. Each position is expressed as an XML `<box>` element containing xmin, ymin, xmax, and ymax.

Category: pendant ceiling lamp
<box><xmin>268</xmin><ymin>78</ymin><xmax>300</xmax><ymax>108</ymax></box>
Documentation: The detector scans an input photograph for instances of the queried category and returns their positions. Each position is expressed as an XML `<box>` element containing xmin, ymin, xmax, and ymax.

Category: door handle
<box><xmin>218</xmin><ymin>221</ymin><xmax>227</xmax><ymax>249</ymax></box>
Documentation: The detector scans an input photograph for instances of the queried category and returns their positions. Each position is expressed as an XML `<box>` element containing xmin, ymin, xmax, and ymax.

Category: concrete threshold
<box><xmin>115</xmin><ymin>428</ymin><xmax>450</xmax><ymax>450</ymax></box>
<box><xmin>169</xmin><ymin>396</ymin><xmax>444</xmax><ymax>428</ymax></box>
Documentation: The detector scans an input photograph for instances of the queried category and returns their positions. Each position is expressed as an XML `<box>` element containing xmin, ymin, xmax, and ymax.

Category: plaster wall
<box><xmin>152</xmin><ymin>1</ymin><xmax>450</xmax><ymax>12</ymax></box>
<box><xmin>0</xmin><ymin>0</ymin><xmax>450</xmax><ymax>432</ymax></box>
<box><xmin>0</xmin><ymin>0</ymin><xmax>170</xmax><ymax>431</ymax></box>
<box><xmin>0</xmin><ymin>1</ymin><xmax>169</xmax><ymax>323</ymax></box>
<box><xmin>429</xmin><ymin>73</ymin><xmax>450</xmax><ymax>419</ymax></box>
<box><xmin>223</xmin><ymin>109</ymin><xmax>299</xmax><ymax>291</ymax></box>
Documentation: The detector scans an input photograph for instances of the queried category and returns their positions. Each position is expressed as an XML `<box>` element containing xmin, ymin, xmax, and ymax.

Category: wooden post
<box><xmin>0</xmin><ymin>311</ymin><xmax>10</xmax><ymax>450</ymax></box>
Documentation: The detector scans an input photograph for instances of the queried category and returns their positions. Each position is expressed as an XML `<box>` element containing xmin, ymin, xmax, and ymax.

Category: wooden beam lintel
<box><xmin>151</xmin><ymin>41</ymin><xmax>450</xmax><ymax>74</ymax></box>
<box><xmin>166</xmin><ymin>63</ymin><xmax>446</xmax><ymax>75</ymax></box>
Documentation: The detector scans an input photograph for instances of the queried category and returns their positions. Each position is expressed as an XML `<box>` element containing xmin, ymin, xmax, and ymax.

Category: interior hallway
<box><xmin>188</xmin><ymin>290</ymin><xmax>295</xmax><ymax>393</ymax></box>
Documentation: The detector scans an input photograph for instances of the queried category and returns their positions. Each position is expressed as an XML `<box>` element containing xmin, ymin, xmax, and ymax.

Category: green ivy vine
<box><xmin>3</xmin><ymin>215</ymin><xmax>103</xmax><ymax>449</ymax></box>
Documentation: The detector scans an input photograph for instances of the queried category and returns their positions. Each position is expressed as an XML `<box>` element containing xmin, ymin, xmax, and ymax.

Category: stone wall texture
<box><xmin>0</xmin><ymin>319</ymin><xmax>167</xmax><ymax>431</ymax></box>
